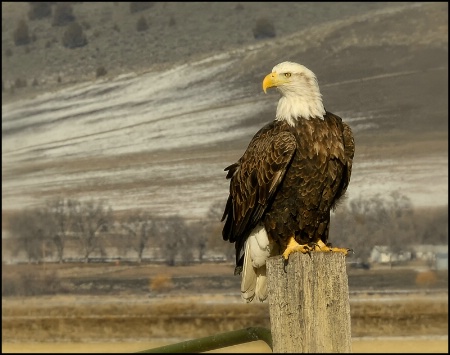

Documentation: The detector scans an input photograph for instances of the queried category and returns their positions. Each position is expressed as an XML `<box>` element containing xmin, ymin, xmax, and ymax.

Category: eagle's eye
<box><xmin>284</xmin><ymin>73</ymin><xmax>291</xmax><ymax>78</ymax></box>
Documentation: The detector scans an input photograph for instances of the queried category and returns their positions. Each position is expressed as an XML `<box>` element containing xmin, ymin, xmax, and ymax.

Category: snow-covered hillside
<box><xmin>2</xmin><ymin>3</ymin><xmax>448</xmax><ymax>220</ymax></box>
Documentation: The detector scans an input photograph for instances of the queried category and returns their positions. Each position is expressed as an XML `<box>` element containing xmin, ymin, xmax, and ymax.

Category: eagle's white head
<box><xmin>263</xmin><ymin>61</ymin><xmax>326</xmax><ymax>125</ymax></box>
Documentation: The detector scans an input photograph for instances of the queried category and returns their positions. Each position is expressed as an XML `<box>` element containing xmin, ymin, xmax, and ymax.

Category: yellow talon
<box><xmin>313</xmin><ymin>240</ymin><xmax>352</xmax><ymax>256</ymax></box>
<box><xmin>282</xmin><ymin>236</ymin><xmax>312</xmax><ymax>260</ymax></box>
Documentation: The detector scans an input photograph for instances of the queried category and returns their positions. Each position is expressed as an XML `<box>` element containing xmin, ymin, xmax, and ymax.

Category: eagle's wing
<box><xmin>343</xmin><ymin>121</ymin><xmax>355</xmax><ymax>184</ymax></box>
<box><xmin>222</xmin><ymin>123</ymin><xmax>297</xmax><ymax>267</ymax></box>
<box><xmin>333</xmin><ymin>119</ymin><xmax>355</xmax><ymax>203</ymax></box>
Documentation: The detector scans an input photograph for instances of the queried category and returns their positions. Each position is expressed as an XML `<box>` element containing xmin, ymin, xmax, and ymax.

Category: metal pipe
<box><xmin>136</xmin><ymin>327</ymin><xmax>273</xmax><ymax>353</ymax></box>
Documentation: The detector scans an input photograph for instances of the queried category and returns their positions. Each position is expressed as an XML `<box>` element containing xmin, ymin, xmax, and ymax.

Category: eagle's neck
<box><xmin>275</xmin><ymin>85</ymin><xmax>326</xmax><ymax>126</ymax></box>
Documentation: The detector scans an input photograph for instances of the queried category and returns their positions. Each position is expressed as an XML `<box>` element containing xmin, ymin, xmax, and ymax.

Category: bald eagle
<box><xmin>221</xmin><ymin>62</ymin><xmax>355</xmax><ymax>303</ymax></box>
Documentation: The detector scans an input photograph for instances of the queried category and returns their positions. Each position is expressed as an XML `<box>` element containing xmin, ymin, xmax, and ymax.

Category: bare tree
<box><xmin>188</xmin><ymin>221</ymin><xmax>209</xmax><ymax>262</ymax></box>
<box><xmin>331</xmin><ymin>205</ymin><xmax>368</xmax><ymax>259</ymax></box>
<box><xmin>358</xmin><ymin>192</ymin><xmax>413</xmax><ymax>256</ymax></box>
<box><xmin>8</xmin><ymin>208</ymin><xmax>55</xmax><ymax>263</ymax></box>
<box><xmin>414</xmin><ymin>206</ymin><xmax>448</xmax><ymax>245</ymax></box>
<box><xmin>156</xmin><ymin>215</ymin><xmax>191</xmax><ymax>266</ymax></box>
<box><xmin>13</xmin><ymin>19</ymin><xmax>31</xmax><ymax>46</ymax></box>
<box><xmin>383</xmin><ymin>191</ymin><xmax>414</xmax><ymax>253</ymax></box>
<box><xmin>207</xmin><ymin>200</ymin><xmax>235</xmax><ymax>262</ymax></box>
<box><xmin>207</xmin><ymin>200</ymin><xmax>225</xmax><ymax>221</ymax></box>
<box><xmin>45</xmin><ymin>197</ymin><xmax>74</xmax><ymax>263</ymax></box>
<box><xmin>121</xmin><ymin>211</ymin><xmax>156</xmax><ymax>263</ymax></box>
<box><xmin>69</xmin><ymin>199</ymin><xmax>113</xmax><ymax>263</ymax></box>
<box><xmin>332</xmin><ymin>191</ymin><xmax>415</xmax><ymax>264</ymax></box>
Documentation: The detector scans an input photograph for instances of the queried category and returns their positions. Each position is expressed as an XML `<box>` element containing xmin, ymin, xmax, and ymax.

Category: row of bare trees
<box><xmin>331</xmin><ymin>191</ymin><xmax>448</xmax><ymax>261</ymax></box>
<box><xmin>119</xmin><ymin>213</ymin><xmax>215</xmax><ymax>266</ymax></box>
<box><xmin>6</xmin><ymin>192</ymin><xmax>447</xmax><ymax>265</ymax></box>
<box><xmin>8</xmin><ymin>199</ymin><xmax>112</xmax><ymax>264</ymax></box>
<box><xmin>7</xmin><ymin>198</ymin><xmax>232</xmax><ymax>265</ymax></box>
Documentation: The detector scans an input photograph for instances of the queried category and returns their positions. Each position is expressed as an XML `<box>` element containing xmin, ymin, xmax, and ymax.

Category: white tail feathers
<box><xmin>255</xmin><ymin>265</ymin><xmax>268</xmax><ymax>301</ymax></box>
<box><xmin>241</xmin><ymin>240</ymin><xmax>258</xmax><ymax>302</ymax></box>
<box><xmin>240</xmin><ymin>225</ymin><xmax>272</xmax><ymax>303</ymax></box>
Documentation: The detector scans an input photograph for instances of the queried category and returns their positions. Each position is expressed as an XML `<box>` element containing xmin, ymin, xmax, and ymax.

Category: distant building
<box><xmin>369</xmin><ymin>245</ymin><xmax>411</xmax><ymax>264</ymax></box>
<box><xmin>435</xmin><ymin>252</ymin><xmax>448</xmax><ymax>271</ymax></box>
<box><xmin>411</xmin><ymin>244</ymin><xmax>447</xmax><ymax>261</ymax></box>
<box><xmin>369</xmin><ymin>244</ymin><xmax>448</xmax><ymax>270</ymax></box>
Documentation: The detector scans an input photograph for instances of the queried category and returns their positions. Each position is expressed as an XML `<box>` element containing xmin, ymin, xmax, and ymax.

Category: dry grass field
<box><xmin>2</xmin><ymin>338</ymin><xmax>448</xmax><ymax>353</ymax></box>
<box><xmin>2</xmin><ymin>293</ymin><xmax>447</xmax><ymax>341</ymax></box>
<box><xmin>2</xmin><ymin>262</ymin><xmax>448</xmax><ymax>353</ymax></box>
<box><xmin>2</xmin><ymin>295</ymin><xmax>448</xmax><ymax>353</ymax></box>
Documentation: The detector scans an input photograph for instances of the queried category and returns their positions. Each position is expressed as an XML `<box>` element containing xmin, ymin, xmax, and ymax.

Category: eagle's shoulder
<box><xmin>323</xmin><ymin>111</ymin><xmax>355</xmax><ymax>161</ymax></box>
<box><xmin>225</xmin><ymin>120</ymin><xmax>296</xmax><ymax>180</ymax></box>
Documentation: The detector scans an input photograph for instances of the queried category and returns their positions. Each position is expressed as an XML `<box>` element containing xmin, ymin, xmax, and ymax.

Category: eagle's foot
<box><xmin>314</xmin><ymin>240</ymin><xmax>353</xmax><ymax>256</ymax></box>
<box><xmin>282</xmin><ymin>237</ymin><xmax>313</xmax><ymax>260</ymax></box>
<box><xmin>330</xmin><ymin>247</ymin><xmax>353</xmax><ymax>256</ymax></box>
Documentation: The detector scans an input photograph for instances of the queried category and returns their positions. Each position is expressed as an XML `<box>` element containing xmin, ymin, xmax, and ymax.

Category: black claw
<box><xmin>309</xmin><ymin>242</ymin><xmax>318</xmax><ymax>251</ymax></box>
<box><xmin>283</xmin><ymin>257</ymin><xmax>289</xmax><ymax>273</ymax></box>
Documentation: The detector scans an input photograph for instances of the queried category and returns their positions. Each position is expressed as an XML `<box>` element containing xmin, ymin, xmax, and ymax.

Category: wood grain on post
<box><xmin>266</xmin><ymin>252</ymin><xmax>352</xmax><ymax>353</ymax></box>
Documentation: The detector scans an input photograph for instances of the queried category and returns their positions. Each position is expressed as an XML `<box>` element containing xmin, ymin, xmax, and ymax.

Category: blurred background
<box><xmin>2</xmin><ymin>2</ymin><xmax>448</xmax><ymax>353</ymax></box>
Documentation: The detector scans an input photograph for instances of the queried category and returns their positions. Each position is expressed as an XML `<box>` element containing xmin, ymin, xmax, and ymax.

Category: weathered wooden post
<box><xmin>266</xmin><ymin>252</ymin><xmax>352</xmax><ymax>353</ymax></box>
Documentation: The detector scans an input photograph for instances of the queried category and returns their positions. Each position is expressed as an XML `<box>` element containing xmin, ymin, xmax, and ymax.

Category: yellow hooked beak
<box><xmin>263</xmin><ymin>72</ymin><xmax>289</xmax><ymax>93</ymax></box>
